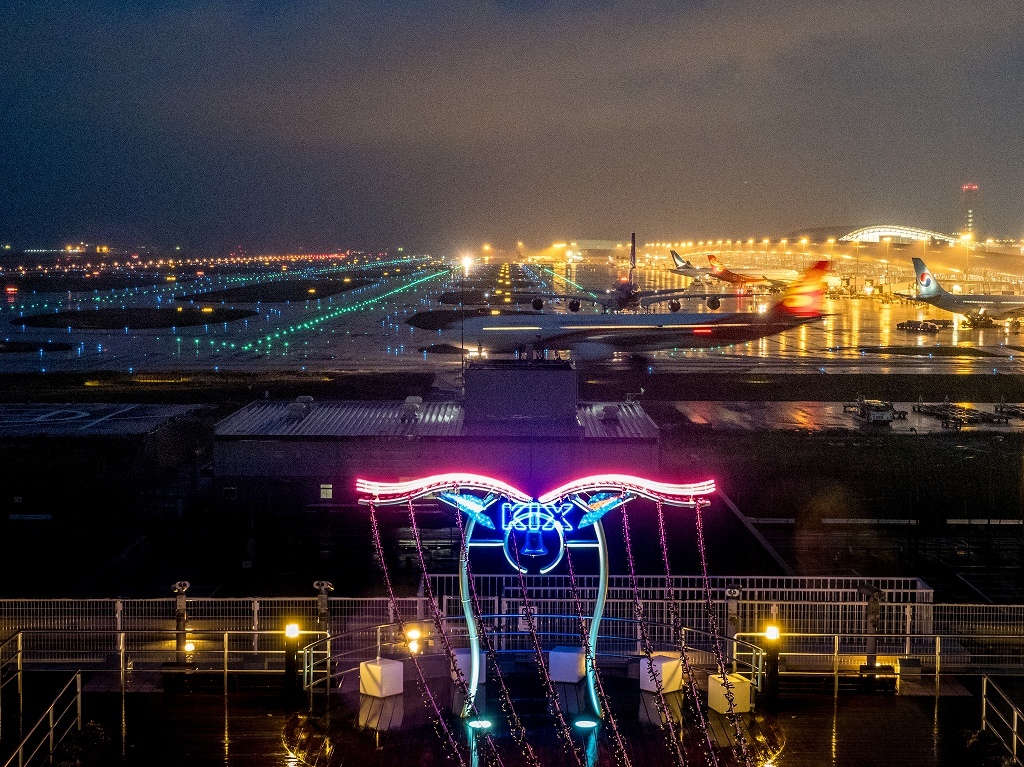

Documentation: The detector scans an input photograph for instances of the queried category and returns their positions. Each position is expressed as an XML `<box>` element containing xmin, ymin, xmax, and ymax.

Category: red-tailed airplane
<box><xmin>408</xmin><ymin>260</ymin><xmax>829</xmax><ymax>361</ymax></box>
<box><xmin>684</xmin><ymin>254</ymin><xmax>801</xmax><ymax>292</ymax></box>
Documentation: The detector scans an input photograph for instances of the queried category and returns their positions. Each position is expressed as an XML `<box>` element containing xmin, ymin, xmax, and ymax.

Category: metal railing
<box><xmin>0</xmin><ymin>629</ymin><xmax>324</xmax><ymax>698</ymax></box>
<box><xmin>2</xmin><ymin>671</ymin><xmax>81</xmax><ymax>767</ymax></box>
<box><xmin>982</xmin><ymin>675</ymin><xmax>1024</xmax><ymax>765</ymax></box>
<box><xmin>0</xmin><ymin>634</ymin><xmax>23</xmax><ymax>742</ymax></box>
<box><xmin>734</xmin><ymin>631</ymin><xmax>1024</xmax><ymax>676</ymax></box>
<box><xmin>0</xmin><ymin>591</ymin><xmax>955</xmax><ymax>647</ymax></box>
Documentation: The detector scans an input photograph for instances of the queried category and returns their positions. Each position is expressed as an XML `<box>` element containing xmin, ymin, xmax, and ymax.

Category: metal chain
<box><xmin>509</xmin><ymin>530</ymin><xmax>586</xmax><ymax>767</ymax></box>
<box><xmin>406</xmin><ymin>499</ymin><xmax>505</xmax><ymax>767</ymax></box>
<box><xmin>619</xmin><ymin>504</ymin><xmax>686</xmax><ymax>767</ymax></box>
<box><xmin>454</xmin><ymin>509</ymin><xmax>542</xmax><ymax>767</ymax></box>
<box><xmin>368</xmin><ymin>500</ymin><xmax>467</xmax><ymax>767</ymax></box>
<box><xmin>693</xmin><ymin>500</ymin><xmax>754</xmax><ymax>767</ymax></box>
<box><xmin>563</xmin><ymin>542</ymin><xmax>632</xmax><ymax>767</ymax></box>
<box><xmin>657</xmin><ymin>500</ymin><xmax>721</xmax><ymax>767</ymax></box>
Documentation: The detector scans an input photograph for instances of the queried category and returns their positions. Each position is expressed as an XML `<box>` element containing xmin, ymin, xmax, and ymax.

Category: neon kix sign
<box><xmin>499</xmin><ymin>501</ymin><xmax>573</xmax><ymax>573</ymax></box>
<box><xmin>357</xmin><ymin>473</ymin><xmax>716</xmax><ymax>574</ymax></box>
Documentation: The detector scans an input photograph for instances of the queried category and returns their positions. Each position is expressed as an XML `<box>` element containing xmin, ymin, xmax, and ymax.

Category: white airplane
<box><xmin>408</xmin><ymin>261</ymin><xmax>829</xmax><ymax>361</ymax></box>
<box><xmin>668</xmin><ymin>250</ymin><xmax>715</xmax><ymax>280</ymax></box>
<box><xmin>521</xmin><ymin>234</ymin><xmax>738</xmax><ymax>313</ymax></box>
<box><xmin>906</xmin><ymin>258</ymin><xmax>1024</xmax><ymax>327</ymax></box>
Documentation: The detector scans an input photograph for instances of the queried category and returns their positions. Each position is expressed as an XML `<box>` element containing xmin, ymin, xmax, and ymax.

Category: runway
<box><xmin>2</xmin><ymin>255</ymin><xmax>1023</xmax><ymax>377</ymax></box>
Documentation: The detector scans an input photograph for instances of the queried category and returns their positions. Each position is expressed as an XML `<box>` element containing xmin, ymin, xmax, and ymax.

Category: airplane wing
<box><xmin>637</xmin><ymin>290</ymin><xmax>749</xmax><ymax>310</ymax></box>
<box><xmin>515</xmin><ymin>290</ymin><xmax>616</xmax><ymax>311</ymax></box>
<box><xmin>440</xmin><ymin>289</ymin><xmax>612</xmax><ymax>310</ymax></box>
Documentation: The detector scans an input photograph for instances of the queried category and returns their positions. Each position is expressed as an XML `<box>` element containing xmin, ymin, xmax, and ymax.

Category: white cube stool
<box><xmin>451</xmin><ymin>648</ymin><xmax>486</xmax><ymax>684</ymax></box>
<box><xmin>707</xmin><ymin>672</ymin><xmax>751</xmax><ymax>714</ymax></box>
<box><xmin>360</xmin><ymin>658</ymin><xmax>404</xmax><ymax>698</ymax></box>
<box><xmin>640</xmin><ymin>652</ymin><xmax>684</xmax><ymax>693</ymax></box>
<box><xmin>548</xmin><ymin>646</ymin><xmax>587</xmax><ymax>683</ymax></box>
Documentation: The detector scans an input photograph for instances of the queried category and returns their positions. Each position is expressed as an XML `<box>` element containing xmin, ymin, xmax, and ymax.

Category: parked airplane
<box><xmin>906</xmin><ymin>258</ymin><xmax>1024</xmax><ymax>327</ymax></box>
<box><xmin>408</xmin><ymin>260</ymin><xmax>829</xmax><ymax>361</ymax></box>
<box><xmin>444</xmin><ymin>234</ymin><xmax>736</xmax><ymax>313</ymax></box>
<box><xmin>669</xmin><ymin>250</ymin><xmax>715</xmax><ymax>281</ymax></box>
<box><xmin>690</xmin><ymin>254</ymin><xmax>800</xmax><ymax>292</ymax></box>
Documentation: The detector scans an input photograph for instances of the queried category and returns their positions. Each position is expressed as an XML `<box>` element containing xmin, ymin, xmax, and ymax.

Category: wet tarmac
<box><xmin>3</xmin><ymin>258</ymin><xmax>1023</xmax><ymax>376</ymax></box>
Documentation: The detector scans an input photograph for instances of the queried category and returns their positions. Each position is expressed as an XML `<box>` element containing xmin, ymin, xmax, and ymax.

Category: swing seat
<box><xmin>708</xmin><ymin>672</ymin><xmax>751</xmax><ymax>714</ymax></box>
<box><xmin>548</xmin><ymin>646</ymin><xmax>587</xmax><ymax>683</ymax></box>
<box><xmin>640</xmin><ymin>652</ymin><xmax>684</xmax><ymax>693</ymax></box>
<box><xmin>360</xmin><ymin>658</ymin><xmax>405</xmax><ymax>698</ymax></box>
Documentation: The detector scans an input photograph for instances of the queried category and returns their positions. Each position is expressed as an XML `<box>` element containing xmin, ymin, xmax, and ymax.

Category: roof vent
<box><xmin>287</xmin><ymin>400</ymin><xmax>310</xmax><ymax>419</ymax></box>
<box><xmin>401</xmin><ymin>395</ymin><xmax>423</xmax><ymax>423</ymax></box>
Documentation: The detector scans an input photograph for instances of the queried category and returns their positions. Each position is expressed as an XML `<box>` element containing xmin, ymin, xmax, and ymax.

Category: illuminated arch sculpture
<box><xmin>357</xmin><ymin>472</ymin><xmax>715</xmax><ymax>719</ymax></box>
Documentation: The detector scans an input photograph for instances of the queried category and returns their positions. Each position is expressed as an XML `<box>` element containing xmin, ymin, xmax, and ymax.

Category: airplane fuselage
<box><xmin>436</xmin><ymin>309</ymin><xmax>817</xmax><ymax>358</ymax></box>
<box><xmin>922</xmin><ymin>291</ymin><xmax>1024</xmax><ymax>320</ymax></box>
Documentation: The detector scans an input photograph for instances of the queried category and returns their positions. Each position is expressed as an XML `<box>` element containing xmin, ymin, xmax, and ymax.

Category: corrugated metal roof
<box><xmin>214</xmin><ymin>399</ymin><xmax>659</xmax><ymax>440</ymax></box>
<box><xmin>214</xmin><ymin>400</ymin><xmax>464</xmax><ymax>437</ymax></box>
<box><xmin>576</xmin><ymin>401</ymin><xmax>659</xmax><ymax>439</ymax></box>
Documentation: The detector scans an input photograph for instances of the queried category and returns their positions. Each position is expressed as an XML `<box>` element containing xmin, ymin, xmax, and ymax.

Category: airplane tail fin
<box><xmin>670</xmin><ymin>250</ymin><xmax>686</xmax><ymax>269</ymax></box>
<box><xmin>912</xmin><ymin>258</ymin><xmax>943</xmax><ymax>298</ymax></box>
<box><xmin>708</xmin><ymin>254</ymin><xmax>725</xmax><ymax>273</ymax></box>
<box><xmin>770</xmin><ymin>260</ymin><xmax>829</xmax><ymax>319</ymax></box>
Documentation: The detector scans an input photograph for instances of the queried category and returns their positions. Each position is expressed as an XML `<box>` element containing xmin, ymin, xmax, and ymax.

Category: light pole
<box><xmin>827</xmin><ymin>237</ymin><xmax>835</xmax><ymax>266</ymax></box>
<box><xmin>461</xmin><ymin>255</ymin><xmax>472</xmax><ymax>379</ymax></box>
<box><xmin>883</xmin><ymin>237</ymin><xmax>891</xmax><ymax>289</ymax></box>
<box><xmin>763</xmin><ymin>238</ymin><xmax>770</xmax><ymax>266</ymax></box>
<box><xmin>961</xmin><ymin>234</ymin><xmax>972</xmax><ymax>280</ymax></box>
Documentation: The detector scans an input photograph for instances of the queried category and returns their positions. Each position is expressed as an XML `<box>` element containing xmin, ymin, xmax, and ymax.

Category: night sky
<box><xmin>2</xmin><ymin>0</ymin><xmax>1022</xmax><ymax>253</ymax></box>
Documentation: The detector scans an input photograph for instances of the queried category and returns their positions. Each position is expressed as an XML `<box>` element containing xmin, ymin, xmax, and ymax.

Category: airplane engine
<box><xmin>531</xmin><ymin>298</ymin><xmax>544</xmax><ymax>311</ymax></box>
<box><xmin>707</xmin><ymin>296</ymin><xmax>721</xmax><ymax>310</ymax></box>
<box><xmin>668</xmin><ymin>300</ymin><xmax>681</xmax><ymax>312</ymax></box>
<box><xmin>568</xmin><ymin>299</ymin><xmax>581</xmax><ymax>312</ymax></box>
<box><xmin>570</xmin><ymin>342</ymin><xmax>616</xmax><ymax>361</ymax></box>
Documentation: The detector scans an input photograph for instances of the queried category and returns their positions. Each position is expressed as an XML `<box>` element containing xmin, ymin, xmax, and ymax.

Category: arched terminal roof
<box><xmin>840</xmin><ymin>225</ymin><xmax>958</xmax><ymax>244</ymax></box>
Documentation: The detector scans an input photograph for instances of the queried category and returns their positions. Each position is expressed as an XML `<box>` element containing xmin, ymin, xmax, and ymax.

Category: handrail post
<box><xmin>76</xmin><ymin>671</ymin><xmax>82</xmax><ymax>731</ymax></box>
<box><xmin>17</xmin><ymin>632</ymin><xmax>23</xmax><ymax>745</ymax></box>
<box><xmin>904</xmin><ymin>605</ymin><xmax>912</xmax><ymax>657</ymax></box>
<box><xmin>307</xmin><ymin>646</ymin><xmax>313</xmax><ymax>711</ymax></box>
<box><xmin>834</xmin><ymin>634</ymin><xmax>839</xmax><ymax>677</ymax></box>
<box><xmin>48</xmin><ymin>704</ymin><xmax>54</xmax><ymax>762</ymax></box>
<box><xmin>1014</xmin><ymin>704</ymin><xmax>1018</xmax><ymax>759</ymax></box>
<box><xmin>982</xmin><ymin>676</ymin><xmax>988</xmax><ymax>731</ymax></box>
<box><xmin>325</xmin><ymin>637</ymin><xmax>332</xmax><ymax>703</ymax></box>
<box><xmin>224</xmin><ymin>632</ymin><xmax>229</xmax><ymax>695</ymax></box>
<box><xmin>119</xmin><ymin>631</ymin><xmax>126</xmax><ymax>694</ymax></box>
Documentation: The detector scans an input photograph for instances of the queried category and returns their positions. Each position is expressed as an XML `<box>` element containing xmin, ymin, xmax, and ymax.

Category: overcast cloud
<box><xmin>2</xmin><ymin>0</ymin><xmax>1021</xmax><ymax>253</ymax></box>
